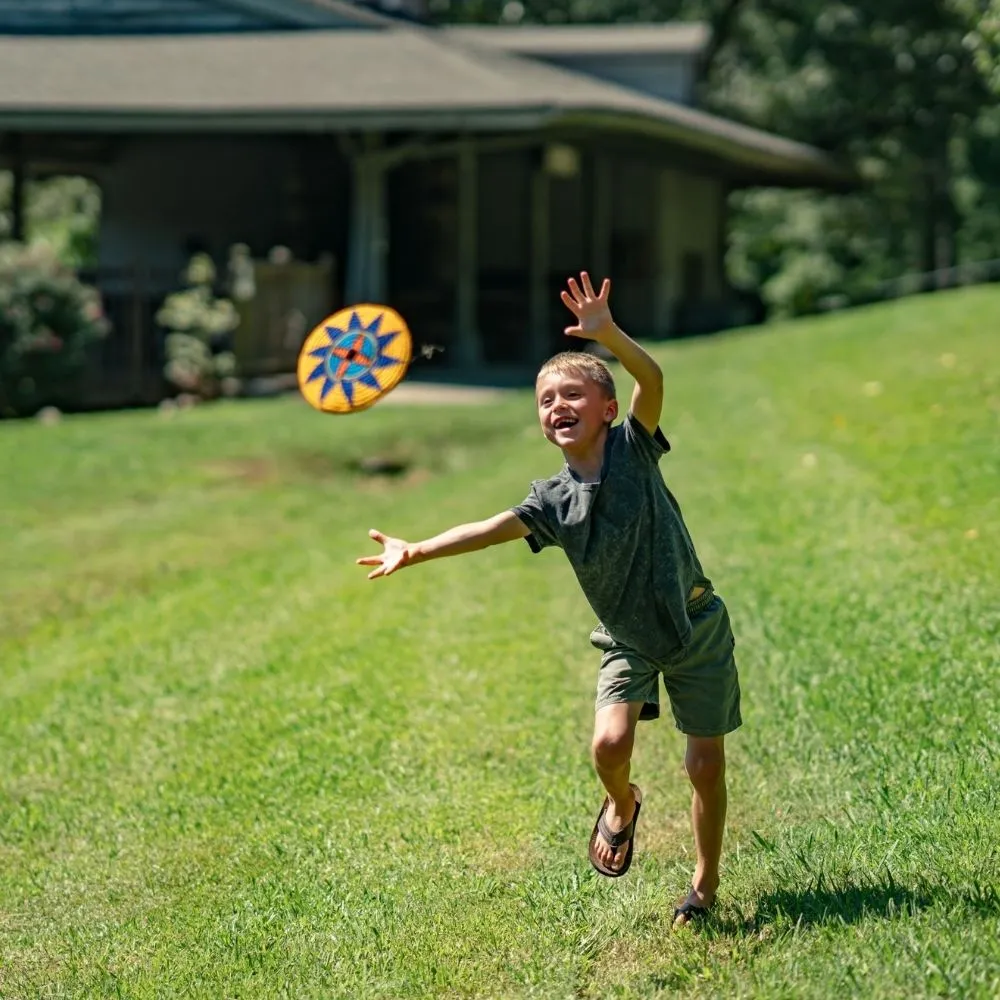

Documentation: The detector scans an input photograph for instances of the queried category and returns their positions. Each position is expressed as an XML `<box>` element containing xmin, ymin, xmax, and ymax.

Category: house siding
<box><xmin>673</xmin><ymin>171</ymin><xmax>723</xmax><ymax>299</ymax></box>
<box><xmin>539</xmin><ymin>53</ymin><xmax>698</xmax><ymax>106</ymax></box>
<box><xmin>96</xmin><ymin>135</ymin><xmax>348</xmax><ymax>285</ymax></box>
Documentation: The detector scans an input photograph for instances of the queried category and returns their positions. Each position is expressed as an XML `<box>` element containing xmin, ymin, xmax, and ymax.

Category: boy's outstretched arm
<box><xmin>356</xmin><ymin>511</ymin><xmax>529</xmax><ymax>579</ymax></box>
<box><xmin>561</xmin><ymin>271</ymin><xmax>664</xmax><ymax>434</ymax></box>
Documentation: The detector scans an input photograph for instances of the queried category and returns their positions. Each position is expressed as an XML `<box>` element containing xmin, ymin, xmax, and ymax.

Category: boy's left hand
<box><xmin>561</xmin><ymin>272</ymin><xmax>615</xmax><ymax>343</ymax></box>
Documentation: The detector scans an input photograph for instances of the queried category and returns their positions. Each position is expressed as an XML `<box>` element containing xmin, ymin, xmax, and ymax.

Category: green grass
<box><xmin>1</xmin><ymin>286</ymin><xmax>999</xmax><ymax>999</ymax></box>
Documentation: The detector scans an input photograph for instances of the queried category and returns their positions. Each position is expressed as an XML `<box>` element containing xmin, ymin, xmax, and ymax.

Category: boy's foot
<box><xmin>588</xmin><ymin>784</ymin><xmax>642</xmax><ymax>877</ymax></box>
<box><xmin>672</xmin><ymin>883</ymin><xmax>716</xmax><ymax>929</ymax></box>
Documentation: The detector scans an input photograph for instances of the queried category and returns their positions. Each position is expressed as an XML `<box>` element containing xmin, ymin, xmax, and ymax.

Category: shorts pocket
<box><xmin>590</xmin><ymin>625</ymin><xmax>615</xmax><ymax>652</ymax></box>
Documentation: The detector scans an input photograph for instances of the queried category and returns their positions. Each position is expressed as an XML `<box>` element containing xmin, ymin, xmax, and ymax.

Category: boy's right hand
<box><xmin>356</xmin><ymin>529</ymin><xmax>415</xmax><ymax>579</ymax></box>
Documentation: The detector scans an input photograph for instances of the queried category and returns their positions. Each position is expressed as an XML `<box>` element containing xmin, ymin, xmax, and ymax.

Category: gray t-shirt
<box><xmin>511</xmin><ymin>412</ymin><xmax>710</xmax><ymax>661</ymax></box>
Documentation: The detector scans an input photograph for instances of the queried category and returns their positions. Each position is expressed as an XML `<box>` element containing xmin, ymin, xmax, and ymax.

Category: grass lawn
<box><xmin>1</xmin><ymin>287</ymin><xmax>998</xmax><ymax>999</ymax></box>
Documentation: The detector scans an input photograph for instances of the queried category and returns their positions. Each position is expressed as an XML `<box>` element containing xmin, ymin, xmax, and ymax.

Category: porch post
<box><xmin>131</xmin><ymin>264</ymin><xmax>146</xmax><ymax>400</ymax></box>
<box><xmin>11</xmin><ymin>133</ymin><xmax>26</xmax><ymax>243</ymax></box>
<box><xmin>369</xmin><ymin>155</ymin><xmax>388</xmax><ymax>304</ymax></box>
<box><xmin>529</xmin><ymin>161</ymin><xmax>550</xmax><ymax>362</ymax></box>
<box><xmin>655</xmin><ymin>168</ymin><xmax>680</xmax><ymax>336</ymax></box>
<box><xmin>590</xmin><ymin>152</ymin><xmax>612</xmax><ymax>282</ymax></box>
<box><xmin>345</xmin><ymin>137</ymin><xmax>387</xmax><ymax>305</ymax></box>
<box><xmin>716</xmin><ymin>181</ymin><xmax>731</xmax><ymax>300</ymax></box>
<box><xmin>454</xmin><ymin>140</ymin><xmax>482</xmax><ymax>368</ymax></box>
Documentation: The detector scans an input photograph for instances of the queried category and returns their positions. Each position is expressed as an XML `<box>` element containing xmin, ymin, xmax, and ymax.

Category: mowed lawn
<box><xmin>1</xmin><ymin>287</ymin><xmax>998</xmax><ymax>999</ymax></box>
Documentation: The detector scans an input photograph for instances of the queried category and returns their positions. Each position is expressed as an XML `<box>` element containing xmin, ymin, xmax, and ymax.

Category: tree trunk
<box><xmin>696</xmin><ymin>0</ymin><xmax>749</xmax><ymax>90</ymax></box>
<box><xmin>922</xmin><ymin>157</ymin><xmax>957</xmax><ymax>284</ymax></box>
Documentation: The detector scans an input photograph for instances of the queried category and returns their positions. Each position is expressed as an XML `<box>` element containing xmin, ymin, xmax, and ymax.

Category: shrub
<box><xmin>156</xmin><ymin>253</ymin><xmax>240</xmax><ymax>401</ymax></box>
<box><xmin>0</xmin><ymin>242</ymin><xmax>109</xmax><ymax>417</ymax></box>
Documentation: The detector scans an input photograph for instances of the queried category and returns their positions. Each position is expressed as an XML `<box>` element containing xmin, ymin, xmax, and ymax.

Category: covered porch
<box><xmin>0</xmin><ymin>26</ymin><xmax>853</xmax><ymax>406</ymax></box>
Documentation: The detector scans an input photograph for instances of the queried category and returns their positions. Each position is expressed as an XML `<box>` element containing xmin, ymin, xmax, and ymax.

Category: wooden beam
<box><xmin>529</xmin><ymin>166</ymin><xmax>550</xmax><ymax>363</ymax></box>
<box><xmin>11</xmin><ymin>132</ymin><xmax>25</xmax><ymax>242</ymax></box>
<box><xmin>454</xmin><ymin>141</ymin><xmax>481</xmax><ymax>368</ymax></box>
<box><xmin>344</xmin><ymin>136</ymin><xmax>388</xmax><ymax>305</ymax></box>
<box><xmin>369</xmin><ymin>157</ymin><xmax>388</xmax><ymax>304</ymax></box>
<box><xmin>715</xmin><ymin>179</ymin><xmax>731</xmax><ymax>298</ymax></box>
<box><xmin>590</xmin><ymin>152</ymin><xmax>611</xmax><ymax>285</ymax></box>
<box><xmin>655</xmin><ymin>168</ymin><xmax>680</xmax><ymax>336</ymax></box>
<box><xmin>377</xmin><ymin>132</ymin><xmax>546</xmax><ymax>172</ymax></box>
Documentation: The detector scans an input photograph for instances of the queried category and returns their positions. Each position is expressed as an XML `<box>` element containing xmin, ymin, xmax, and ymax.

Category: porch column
<box><xmin>529</xmin><ymin>162</ymin><xmax>550</xmax><ymax>362</ymax></box>
<box><xmin>454</xmin><ymin>140</ymin><xmax>482</xmax><ymax>368</ymax></box>
<box><xmin>655</xmin><ymin>168</ymin><xmax>680</xmax><ymax>336</ymax></box>
<box><xmin>11</xmin><ymin>133</ymin><xmax>26</xmax><ymax>243</ymax></box>
<box><xmin>716</xmin><ymin>181</ymin><xmax>731</xmax><ymax>300</ymax></box>
<box><xmin>345</xmin><ymin>138</ymin><xmax>388</xmax><ymax>305</ymax></box>
<box><xmin>590</xmin><ymin>153</ymin><xmax>612</xmax><ymax>282</ymax></box>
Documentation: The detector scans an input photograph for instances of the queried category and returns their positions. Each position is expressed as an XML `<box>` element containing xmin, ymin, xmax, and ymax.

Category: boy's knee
<box><xmin>684</xmin><ymin>742</ymin><xmax>725</xmax><ymax>790</ymax></box>
<box><xmin>592</xmin><ymin>720</ymin><xmax>633</xmax><ymax>769</ymax></box>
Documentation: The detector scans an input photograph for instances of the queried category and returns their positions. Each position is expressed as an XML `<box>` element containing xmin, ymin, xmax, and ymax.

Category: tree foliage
<box><xmin>954</xmin><ymin>0</ymin><xmax>1000</xmax><ymax>93</ymax></box>
<box><xmin>156</xmin><ymin>253</ymin><xmax>240</xmax><ymax>402</ymax></box>
<box><xmin>0</xmin><ymin>242</ymin><xmax>109</xmax><ymax>416</ymax></box>
<box><xmin>434</xmin><ymin>0</ymin><xmax>1000</xmax><ymax>316</ymax></box>
<box><xmin>0</xmin><ymin>175</ymin><xmax>101</xmax><ymax>268</ymax></box>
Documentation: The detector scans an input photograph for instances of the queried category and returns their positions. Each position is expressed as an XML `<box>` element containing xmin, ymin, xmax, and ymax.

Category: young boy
<box><xmin>357</xmin><ymin>272</ymin><xmax>741</xmax><ymax>928</ymax></box>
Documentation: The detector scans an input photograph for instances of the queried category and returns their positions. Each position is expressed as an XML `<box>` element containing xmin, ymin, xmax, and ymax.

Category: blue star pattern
<box><xmin>304</xmin><ymin>310</ymin><xmax>404</xmax><ymax>408</ymax></box>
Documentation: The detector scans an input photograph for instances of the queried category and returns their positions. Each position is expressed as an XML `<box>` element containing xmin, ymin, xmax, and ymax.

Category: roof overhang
<box><xmin>442</xmin><ymin>22</ymin><xmax>711</xmax><ymax>57</ymax></box>
<box><xmin>549</xmin><ymin>110</ymin><xmax>856</xmax><ymax>190</ymax></box>
<box><xmin>0</xmin><ymin>29</ymin><xmax>856</xmax><ymax>191</ymax></box>
<box><xmin>0</xmin><ymin>108</ymin><xmax>856</xmax><ymax>191</ymax></box>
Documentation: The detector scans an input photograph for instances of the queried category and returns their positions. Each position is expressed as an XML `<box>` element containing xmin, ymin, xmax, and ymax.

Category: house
<box><xmin>0</xmin><ymin>0</ymin><xmax>853</xmax><ymax>405</ymax></box>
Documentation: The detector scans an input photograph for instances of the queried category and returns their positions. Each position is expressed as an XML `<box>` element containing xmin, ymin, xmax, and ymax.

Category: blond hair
<box><xmin>535</xmin><ymin>351</ymin><xmax>616</xmax><ymax>400</ymax></box>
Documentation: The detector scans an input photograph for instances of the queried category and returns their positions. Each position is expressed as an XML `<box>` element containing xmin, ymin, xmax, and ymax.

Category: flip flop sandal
<box><xmin>588</xmin><ymin>784</ymin><xmax>642</xmax><ymax>878</ymax></box>
<box><xmin>673</xmin><ymin>887</ymin><xmax>713</xmax><ymax>926</ymax></box>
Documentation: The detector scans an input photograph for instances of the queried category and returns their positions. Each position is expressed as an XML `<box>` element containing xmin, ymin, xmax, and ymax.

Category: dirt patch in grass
<box><xmin>202</xmin><ymin>442</ymin><xmax>491</xmax><ymax>489</ymax></box>
<box><xmin>203</xmin><ymin>458</ymin><xmax>279</xmax><ymax>485</ymax></box>
<box><xmin>201</xmin><ymin>451</ymin><xmax>421</xmax><ymax>486</ymax></box>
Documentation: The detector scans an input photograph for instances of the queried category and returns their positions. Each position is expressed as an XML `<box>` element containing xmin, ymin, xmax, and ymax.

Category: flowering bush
<box><xmin>156</xmin><ymin>253</ymin><xmax>240</xmax><ymax>401</ymax></box>
<box><xmin>0</xmin><ymin>242</ymin><xmax>109</xmax><ymax>416</ymax></box>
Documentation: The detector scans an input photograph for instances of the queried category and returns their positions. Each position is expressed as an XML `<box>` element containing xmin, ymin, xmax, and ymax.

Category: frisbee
<box><xmin>297</xmin><ymin>304</ymin><xmax>412</xmax><ymax>414</ymax></box>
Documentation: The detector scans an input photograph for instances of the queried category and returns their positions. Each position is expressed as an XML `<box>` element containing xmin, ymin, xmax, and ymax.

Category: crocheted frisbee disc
<box><xmin>297</xmin><ymin>304</ymin><xmax>413</xmax><ymax>414</ymax></box>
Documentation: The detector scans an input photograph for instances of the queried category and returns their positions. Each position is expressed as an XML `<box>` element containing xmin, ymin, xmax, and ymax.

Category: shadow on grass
<box><xmin>709</xmin><ymin>878</ymin><xmax>1000</xmax><ymax>936</ymax></box>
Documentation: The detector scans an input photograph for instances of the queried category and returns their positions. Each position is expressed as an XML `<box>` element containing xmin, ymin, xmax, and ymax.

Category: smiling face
<box><xmin>535</xmin><ymin>367</ymin><xmax>618</xmax><ymax>454</ymax></box>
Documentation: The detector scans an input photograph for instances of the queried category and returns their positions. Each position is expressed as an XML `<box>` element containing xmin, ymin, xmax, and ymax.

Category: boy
<box><xmin>357</xmin><ymin>272</ymin><xmax>741</xmax><ymax>928</ymax></box>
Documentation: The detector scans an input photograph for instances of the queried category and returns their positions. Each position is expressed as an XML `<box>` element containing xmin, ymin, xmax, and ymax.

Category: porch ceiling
<box><xmin>0</xmin><ymin>26</ymin><xmax>855</xmax><ymax>189</ymax></box>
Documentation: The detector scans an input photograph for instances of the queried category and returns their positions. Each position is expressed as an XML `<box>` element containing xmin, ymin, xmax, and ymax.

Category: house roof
<box><xmin>443</xmin><ymin>22</ymin><xmax>711</xmax><ymax>57</ymax></box>
<box><xmin>0</xmin><ymin>0</ymin><xmax>395</xmax><ymax>33</ymax></box>
<box><xmin>209</xmin><ymin>0</ymin><xmax>394</xmax><ymax>27</ymax></box>
<box><xmin>0</xmin><ymin>25</ymin><xmax>853</xmax><ymax>188</ymax></box>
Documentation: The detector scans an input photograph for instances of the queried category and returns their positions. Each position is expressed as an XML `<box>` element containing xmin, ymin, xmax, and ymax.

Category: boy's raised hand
<box><xmin>560</xmin><ymin>272</ymin><xmax>615</xmax><ymax>342</ymax></box>
<box><xmin>357</xmin><ymin>529</ymin><xmax>413</xmax><ymax>579</ymax></box>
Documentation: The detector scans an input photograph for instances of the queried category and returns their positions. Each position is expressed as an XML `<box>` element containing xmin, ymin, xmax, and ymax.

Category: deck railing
<box><xmin>75</xmin><ymin>259</ymin><xmax>337</xmax><ymax>408</ymax></box>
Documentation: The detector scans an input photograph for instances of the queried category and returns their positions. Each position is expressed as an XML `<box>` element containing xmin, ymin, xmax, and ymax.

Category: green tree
<box><xmin>0</xmin><ymin>174</ymin><xmax>101</xmax><ymax>268</ymax></box>
<box><xmin>962</xmin><ymin>0</ymin><xmax>1000</xmax><ymax>92</ymax></box>
<box><xmin>709</xmin><ymin>0</ymin><xmax>990</xmax><ymax>271</ymax></box>
<box><xmin>434</xmin><ymin>0</ymin><xmax>1000</xmax><ymax>313</ymax></box>
<box><xmin>0</xmin><ymin>242</ymin><xmax>109</xmax><ymax>416</ymax></box>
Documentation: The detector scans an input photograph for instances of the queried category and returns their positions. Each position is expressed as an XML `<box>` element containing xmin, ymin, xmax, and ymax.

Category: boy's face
<box><xmin>535</xmin><ymin>369</ymin><xmax>618</xmax><ymax>453</ymax></box>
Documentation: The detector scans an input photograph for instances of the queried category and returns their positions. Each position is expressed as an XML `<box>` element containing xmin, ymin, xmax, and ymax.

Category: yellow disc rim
<box><xmin>296</xmin><ymin>304</ymin><xmax>412</xmax><ymax>414</ymax></box>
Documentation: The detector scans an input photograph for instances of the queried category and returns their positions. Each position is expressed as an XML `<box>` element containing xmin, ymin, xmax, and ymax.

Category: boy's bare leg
<box><xmin>674</xmin><ymin>735</ymin><xmax>727</xmax><ymax>926</ymax></box>
<box><xmin>591</xmin><ymin>702</ymin><xmax>645</xmax><ymax>871</ymax></box>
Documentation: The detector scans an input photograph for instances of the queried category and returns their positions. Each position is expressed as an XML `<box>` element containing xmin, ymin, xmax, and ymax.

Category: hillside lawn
<box><xmin>1</xmin><ymin>287</ymin><xmax>998</xmax><ymax>998</ymax></box>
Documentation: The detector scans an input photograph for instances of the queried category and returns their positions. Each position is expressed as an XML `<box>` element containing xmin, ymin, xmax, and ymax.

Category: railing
<box><xmin>74</xmin><ymin>260</ymin><xmax>337</xmax><ymax>408</ymax></box>
<box><xmin>816</xmin><ymin>257</ymin><xmax>1000</xmax><ymax>313</ymax></box>
<box><xmin>77</xmin><ymin>265</ymin><xmax>179</xmax><ymax>408</ymax></box>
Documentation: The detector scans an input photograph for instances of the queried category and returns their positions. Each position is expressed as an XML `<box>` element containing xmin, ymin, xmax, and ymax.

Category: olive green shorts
<box><xmin>591</xmin><ymin>591</ymin><xmax>742</xmax><ymax>737</ymax></box>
